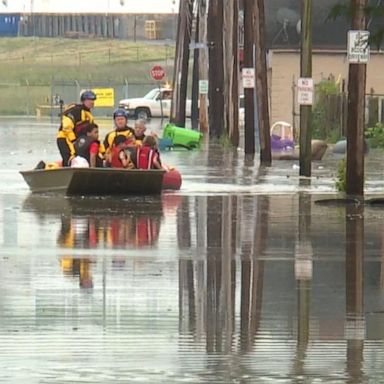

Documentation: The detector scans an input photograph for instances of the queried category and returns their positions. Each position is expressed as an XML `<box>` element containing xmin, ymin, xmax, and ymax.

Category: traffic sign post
<box><xmin>347</xmin><ymin>30</ymin><xmax>370</xmax><ymax>64</ymax></box>
<box><xmin>242</xmin><ymin>68</ymin><xmax>255</xmax><ymax>89</ymax></box>
<box><xmin>150</xmin><ymin>65</ymin><xmax>166</xmax><ymax>120</ymax></box>
<box><xmin>297</xmin><ymin>78</ymin><xmax>314</xmax><ymax>106</ymax></box>
<box><xmin>150</xmin><ymin>65</ymin><xmax>166</xmax><ymax>81</ymax></box>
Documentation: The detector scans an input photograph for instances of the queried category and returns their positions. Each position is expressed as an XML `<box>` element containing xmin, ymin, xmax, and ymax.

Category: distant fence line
<box><xmin>0</xmin><ymin>81</ymin><xmax>162</xmax><ymax>117</ymax></box>
<box><xmin>292</xmin><ymin>80</ymin><xmax>384</xmax><ymax>139</ymax></box>
<box><xmin>1</xmin><ymin>45</ymin><xmax>175</xmax><ymax>66</ymax></box>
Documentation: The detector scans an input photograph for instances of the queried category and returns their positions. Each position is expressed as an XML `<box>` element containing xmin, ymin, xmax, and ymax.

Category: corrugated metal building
<box><xmin>0</xmin><ymin>0</ymin><xmax>379</xmax><ymax>47</ymax></box>
<box><xmin>0</xmin><ymin>0</ymin><xmax>180</xmax><ymax>39</ymax></box>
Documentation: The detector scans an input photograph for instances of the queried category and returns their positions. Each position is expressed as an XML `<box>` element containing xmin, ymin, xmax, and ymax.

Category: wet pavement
<box><xmin>1</xmin><ymin>118</ymin><xmax>384</xmax><ymax>382</ymax></box>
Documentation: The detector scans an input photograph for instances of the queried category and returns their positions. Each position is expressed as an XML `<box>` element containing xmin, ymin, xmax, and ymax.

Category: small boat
<box><xmin>20</xmin><ymin>167</ymin><xmax>166</xmax><ymax>195</ymax></box>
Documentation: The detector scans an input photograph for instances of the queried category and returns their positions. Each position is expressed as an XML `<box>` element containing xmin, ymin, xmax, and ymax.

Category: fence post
<box><xmin>124</xmin><ymin>78</ymin><xmax>129</xmax><ymax>98</ymax></box>
<box><xmin>341</xmin><ymin>79</ymin><xmax>348</xmax><ymax>137</ymax></box>
<box><xmin>292</xmin><ymin>75</ymin><xmax>297</xmax><ymax>139</ymax></box>
<box><xmin>26</xmin><ymin>78</ymin><xmax>30</xmax><ymax>115</ymax></box>
<box><xmin>367</xmin><ymin>96</ymin><xmax>379</xmax><ymax>128</ymax></box>
<box><xmin>75</xmin><ymin>80</ymin><xmax>81</xmax><ymax>100</ymax></box>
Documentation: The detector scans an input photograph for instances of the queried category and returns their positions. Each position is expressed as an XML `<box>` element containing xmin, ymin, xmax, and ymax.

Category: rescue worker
<box><xmin>72</xmin><ymin>123</ymin><xmax>102</xmax><ymax>168</ymax></box>
<box><xmin>57</xmin><ymin>90</ymin><xmax>97</xmax><ymax>166</ymax></box>
<box><xmin>103</xmin><ymin>108</ymin><xmax>135</xmax><ymax>154</ymax></box>
<box><xmin>136</xmin><ymin>135</ymin><xmax>163</xmax><ymax>169</ymax></box>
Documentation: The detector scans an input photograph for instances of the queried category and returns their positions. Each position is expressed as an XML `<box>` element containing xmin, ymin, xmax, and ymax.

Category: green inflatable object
<box><xmin>162</xmin><ymin>123</ymin><xmax>202</xmax><ymax>149</ymax></box>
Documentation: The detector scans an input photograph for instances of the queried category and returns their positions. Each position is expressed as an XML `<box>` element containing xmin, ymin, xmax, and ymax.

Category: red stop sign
<box><xmin>150</xmin><ymin>65</ymin><xmax>166</xmax><ymax>81</ymax></box>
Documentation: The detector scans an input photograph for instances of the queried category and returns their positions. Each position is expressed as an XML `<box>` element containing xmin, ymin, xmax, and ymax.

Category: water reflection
<box><xmin>178</xmin><ymin>195</ymin><xmax>269</xmax><ymax>356</ymax></box>
<box><xmin>4</xmin><ymin>191</ymin><xmax>384</xmax><ymax>381</ymax></box>
<box><xmin>24</xmin><ymin>195</ymin><xmax>165</xmax><ymax>249</ymax></box>
<box><xmin>176</xmin><ymin>194</ymin><xmax>373</xmax><ymax>381</ymax></box>
<box><xmin>345</xmin><ymin>203</ymin><xmax>365</xmax><ymax>383</ymax></box>
<box><xmin>23</xmin><ymin>195</ymin><xmax>172</xmax><ymax>290</ymax></box>
<box><xmin>292</xmin><ymin>193</ymin><xmax>312</xmax><ymax>380</ymax></box>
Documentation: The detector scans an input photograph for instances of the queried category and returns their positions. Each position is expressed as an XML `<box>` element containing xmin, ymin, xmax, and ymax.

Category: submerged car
<box><xmin>119</xmin><ymin>88</ymin><xmax>192</xmax><ymax>120</ymax></box>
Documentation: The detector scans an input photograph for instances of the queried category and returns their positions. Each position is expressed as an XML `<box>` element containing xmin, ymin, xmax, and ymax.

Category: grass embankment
<box><xmin>0</xmin><ymin>37</ymin><xmax>175</xmax><ymax>115</ymax></box>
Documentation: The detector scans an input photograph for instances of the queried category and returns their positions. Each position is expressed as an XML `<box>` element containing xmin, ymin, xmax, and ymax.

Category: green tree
<box><xmin>328</xmin><ymin>2</ymin><xmax>384</xmax><ymax>47</ymax></box>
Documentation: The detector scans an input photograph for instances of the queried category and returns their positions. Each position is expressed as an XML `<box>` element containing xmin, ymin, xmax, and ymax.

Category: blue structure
<box><xmin>0</xmin><ymin>14</ymin><xmax>20</xmax><ymax>36</ymax></box>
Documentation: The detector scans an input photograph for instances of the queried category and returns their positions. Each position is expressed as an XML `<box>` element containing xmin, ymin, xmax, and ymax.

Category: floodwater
<box><xmin>1</xmin><ymin>118</ymin><xmax>384</xmax><ymax>382</ymax></box>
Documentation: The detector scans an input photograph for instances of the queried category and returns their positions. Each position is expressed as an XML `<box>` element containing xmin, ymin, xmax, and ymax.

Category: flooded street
<box><xmin>2</xmin><ymin>118</ymin><xmax>384</xmax><ymax>382</ymax></box>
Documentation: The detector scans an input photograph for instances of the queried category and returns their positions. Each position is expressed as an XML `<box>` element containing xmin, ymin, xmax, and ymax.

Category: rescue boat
<box><xmin>20</xmin><ymin>166</ymin><xmax>182</xmax><ymax>195</ymax></box>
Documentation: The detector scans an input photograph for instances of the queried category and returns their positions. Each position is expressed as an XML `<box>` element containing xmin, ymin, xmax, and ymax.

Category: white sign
<box><xmin>348</xmin><ymin>30</ymin><xmax>370</xmax><ymax>63</ymax></box>
<box><xmin>199</xmin><ymin>80</ymin><xmax>208</xmax><ymax>94</ymax></box>
<box><xmin>242</xmin><ymin>68</ymin><xmax>255</xmax><ymax>89</ymax></box>
<box><xmin>297</xmin><ymin>78</ymin><xmax>314</xmax><ymax>106</ymax></box>
<box><xmin>189</xmin><ymin>42</ymin><xmax>207</xmax><ymax>50</ymax></box>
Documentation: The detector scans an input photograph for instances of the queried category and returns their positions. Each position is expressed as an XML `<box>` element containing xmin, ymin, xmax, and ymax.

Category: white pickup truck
<box><xmin>119</xmin><ymin>88</ymin><xmax>192</xmax><ymax>120</ymax></box>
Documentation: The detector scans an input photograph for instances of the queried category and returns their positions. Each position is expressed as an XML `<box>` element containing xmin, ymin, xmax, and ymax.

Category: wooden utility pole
<box><xmin>170</xmin><ymin>0</ymin><xmax>194</xmax><ymax>127</ymax></box>
<box><xmin>223</xmin><ymin>0</ymin><xmax>239</xmax><ymax>147</ymax></box>
<box><xmin>254</xmin><ymin>0</ymin><xmax>271</xmax><ymax>164</ymax></box>
<box><xmin>207</xmin><ymin>0</ymin><xmax>224</xmax><ymax>138</ymax></box>
<box><xmin>243</xmin><ymin>0</ymin><xmax>256</xmax><ymax>155</ymax></box>
<box><xmin>299</xmin><ymin>0</ymin><xmax>313</xmax><ymax>177</ymax></box>
<box><xmin>346</xmin><ymin>0</ymin><xmax>367</xmax><ymax>196</ymax></box>
<box><xmin>198</xmin><ymin>0</ymin><xmax>209</xmax><ymax>134</ymax></box>
<box><xmin>191</xmin><ymin>10</ymin><xmax>199</xmax><ymax>130</ymax></box>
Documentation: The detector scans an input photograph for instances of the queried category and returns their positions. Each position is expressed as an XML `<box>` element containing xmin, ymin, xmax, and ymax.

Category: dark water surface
<box><xmin>1</xmin><ymin>118</ymin><xmax>384</xmax><ymax>383</ymax></box>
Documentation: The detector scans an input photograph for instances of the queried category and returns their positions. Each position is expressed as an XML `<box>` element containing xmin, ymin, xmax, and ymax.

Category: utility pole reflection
<box><xmin>292</xmin><ymin>193</ymin><xmax>313</xmax><ymax>377</ymax></box>
<box><xmin>239</xmin><ymin>195</ymin><xmax>269</xmax><ymax>353</ymax></box>
<box><xmin>177</xmin><ymin>195</ymin><xmax>269</xmax><ymax>356</ymax></box>
<box><xmin>345</xmin><ymin>203</ymin><xmax>365</xmax><ymax>383</ymax></box>
<box><xmin>178</xmin><ymin>197</ymin><xmax>195</xmax><ymax>334</ymax></box>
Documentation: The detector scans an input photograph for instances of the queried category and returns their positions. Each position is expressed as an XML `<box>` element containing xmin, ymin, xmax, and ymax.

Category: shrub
<box><xmin>311</xmin><ymin>78</ymin><xmax>343</xmax><ymax>143</ymax></box>
<box><xmin>365</xmin><ymin>123</ymin><xmax>384</xmax><ymax>148</ymax></box>
<box><xmin>335</xmin><ymin>158</ymin><xmax>346</xmax><ymax>192</ymax></box>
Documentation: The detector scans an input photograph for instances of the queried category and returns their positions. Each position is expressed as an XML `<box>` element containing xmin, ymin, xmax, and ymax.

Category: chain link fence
<box><xmin>0</xmin><ymin>80</ymin><xmax>162</xmax><ymax>120</ymax></box>
<box><xmin>0</xmin><ymin>41</ymin><xmax>175</xmax><ymax>118</ymax></box>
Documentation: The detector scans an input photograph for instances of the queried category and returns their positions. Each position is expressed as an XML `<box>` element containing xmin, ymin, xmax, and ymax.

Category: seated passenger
<box><xmin>136</xmin><ymin>135</ymin><xmax>163</xmax><ymax>170</ymax></box>
<box><xmin>133</xmin><ymin>119</ymin><xmax>147</xmax><ymax>145</ymax></box>
<box><xmin>109</xmin><ymin>135</ymin><xmax>135</xmax><ymax>169</ymax></box>
<box><xmin>71</xmin><ymin>123</ymin><xmax>102</xmax><ymax>168</ymax></box>
<box><xmin>103</xmin><ymin>108</ymin><xmax>135</xmax><ymax>154</ymax></box>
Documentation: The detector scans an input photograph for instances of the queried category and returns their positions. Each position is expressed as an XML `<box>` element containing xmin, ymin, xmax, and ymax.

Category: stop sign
<box><xmin>150</xmin><ymin>65</ymin><xmax>166</xmax><ymax>81</ymax></box>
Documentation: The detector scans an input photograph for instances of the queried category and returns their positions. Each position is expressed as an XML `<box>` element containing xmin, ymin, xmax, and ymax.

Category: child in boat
<box><xmin>108</xmin><ymin>135</ymin><xmax>135</xmax><ymax>169</ymax></box>
<box><xmin>136</xmin><ymin>135</ymin><xmax>162</xmax><ymax>170</ymax></box>
<box><xmin>71</xmin><ymin>123</ymin><xmax>102</xmax><ymax>168</ymax></box>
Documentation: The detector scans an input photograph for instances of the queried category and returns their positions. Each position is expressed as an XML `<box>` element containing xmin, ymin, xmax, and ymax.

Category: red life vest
<box><xmin>110</xmin><ymin>146</ymin><xmax>125</xmax><ymax>168</ymax></box>
<box><xmin>136</xmin><ymin>145</ymin><xmax>156</xmax><ymax>169</ymax></box>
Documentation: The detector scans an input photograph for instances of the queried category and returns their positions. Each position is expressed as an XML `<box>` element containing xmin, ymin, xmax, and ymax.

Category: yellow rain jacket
<box><xmin>57</xmin><ymin>103</ymin><xmax>95</xmax><ymax>142</ymax></box>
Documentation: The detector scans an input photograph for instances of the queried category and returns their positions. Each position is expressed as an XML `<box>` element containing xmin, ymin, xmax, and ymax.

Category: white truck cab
<box><xmin>119</xmin><ymin>88</ymin><xmax>191</xmax><ymax>120</ymax></box>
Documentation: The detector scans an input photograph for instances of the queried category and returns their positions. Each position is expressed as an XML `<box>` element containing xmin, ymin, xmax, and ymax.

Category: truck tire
<box><xmin>135</xmin><ymin>108</ymin><xmax>151</xmax><ymax>120</ymax></box>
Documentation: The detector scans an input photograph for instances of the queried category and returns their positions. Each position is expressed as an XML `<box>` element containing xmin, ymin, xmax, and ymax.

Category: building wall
<box><xmin>0</xmin><ymin>0</ymin><xmax>179</xmax><ymax>15</ymax></box>
<box><xmin>0</xmin><ymin>14</ymin><xmax>20</xmax><ymax>36</ymax></box>
<box><xmin>269</xmin><ymin>50</ymin><xmax>384</xmax><ymax>126</ymax></box>
<box><xmin>18</xmin><ymin>13</ymin><xmax>177</xmax><ymax>40</ymax></box>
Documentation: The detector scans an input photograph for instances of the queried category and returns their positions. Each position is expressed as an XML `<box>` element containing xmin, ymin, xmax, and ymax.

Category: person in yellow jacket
<box><xmin>57</xmin><ymin>90</ymin><xmax>97</xmax><ymax>166</ymax></box>
<box><xmin>102</xmin><ymin>108</ymin><xmax>135</xmax><ymax>155</ymax></box>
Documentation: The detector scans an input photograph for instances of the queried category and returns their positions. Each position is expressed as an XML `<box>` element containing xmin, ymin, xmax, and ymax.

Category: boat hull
<box><xmin>20</xmin><ymin>168</ymin><xmax>166</xmax><ymax>195</ymax></box>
